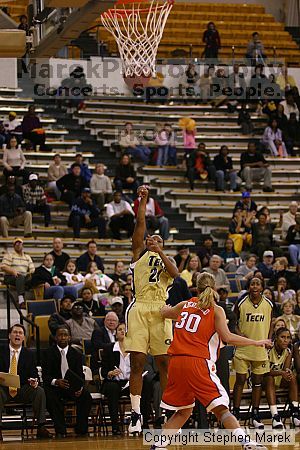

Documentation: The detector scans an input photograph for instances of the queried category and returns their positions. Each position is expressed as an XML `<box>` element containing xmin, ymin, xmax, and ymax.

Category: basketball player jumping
<box><xmin>150</xmin><ymin>272</ymin><xmax>271</xmax><ymax>450</ymax></box>
<box><xmin>125</xmin><ymin>185</ymin><xmax>178</xmax><ymax>433</ymax></box>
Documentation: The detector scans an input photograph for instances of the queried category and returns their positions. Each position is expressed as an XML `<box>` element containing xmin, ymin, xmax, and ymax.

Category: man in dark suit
<box><xmin>42</xmin><ymin>326</ymin><xmax>92</xmax><ymax>438</ymax></box>
<box><xmin>0</xmin><ymin>324</ymin><xmax>51</xmax><ymax>440</ymax></box>
<box><xmin>90</xmin><ymin>312</ymin><xmax>119</xmax><ymax>375</ymax></box>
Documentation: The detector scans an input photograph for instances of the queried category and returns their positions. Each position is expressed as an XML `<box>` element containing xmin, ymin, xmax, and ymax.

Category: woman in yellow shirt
<box><xmin>180</xmin><ymin>254</ymin><xmax>201</xmax><ymax>287</ymax></box>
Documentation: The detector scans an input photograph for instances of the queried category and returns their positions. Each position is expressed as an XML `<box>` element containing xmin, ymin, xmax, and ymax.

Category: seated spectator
<box><xmin>90</xmin><ymin>163</ymin><xmax>113</xmax><ymax>210</ymax></box>
<box><xmin>59</xmin><ymin>65</ymin><xmax>92</xmax><ymax>109</ymax></box>
<box><xmin>31</xmin><ymin>253</ymin><xmax>78</xmax><ymax>300</ymax></box>
<box><xmin>62</xmin><ymin>259</ymin><xmax>84</xmax><ymax>295</ymax></box>
<box><xmin>2</xmin><ymin>237</ymin><xmax>34</xmax><ymax>308</ymax></box>
<box><xmin>3</xmin><ymin>111</ymin><xmax>21</xmax><ymax>142</ymax></box>
<box><xmin>108</xmin><ymin>260</ymin><xmax>127</xmax><ymax>284</ymax></box>
<box><xmin>265</xmin><ymin>327</ymin><xmax>300</xmax><ymax>429</ymax></box>
<box><xmin>114</xmin><ymin>154</ymin><xmax>138</xmax><ymax>195</ymax></box>
<box><xmin>22</xmin><ymin>105</ymin><xmax>46</xmax><ymax>150</ymax></box>
<box><xmin>186</xmin><ymin>143</ymin><xmax>216</xmax><ymax>190</ymax></box>
<box><xmin>66</xmin><ymin>302</ymin><xmax>99</xmax><ymax>343</ymax></box>
<box><xmin>50</xmin><ymin>237</ymin><xmax>70</xmax><ymax>272</ymax></box>
<box><xmin>180</xmin><ymin>254</ymin><xmax>201</xmax><ymax>288</ymax></box>
<box><xmin>276</xmin><ymin>66</ymin><xmax>297</xmax><ymax>94</ymax></box>
<box><xmin>213</xmin><ymin>145</ymin><xmax>239</xmax><ymax>192</ymax></box>
<box><xmin>77</xmin><ymin>286</ymin><xmax>105</xmax><ymax>316</ymax></box>
<box><xmin>268</xmin><ymin>257</ymin><xmax>300</xmax><ymax>291</ymax></box>
<box><xmin>68</xmin><ymin>188</ymin><xmax>106</xmax><ymax>239</ymax></box>
<box><xmin>3</xmin><ymin>136</ymin><xmax>28</xmax><ymax>183</ymax></box>
<box><xmin>235</xmin><ymin>254</ymin><xmax>258</xmax><ymax>280</ymax></box>
<box><xmin>261</xmin><ymin>119</ymin><xmax>288</xmax><ymax>157</ymax></box>
<box><xmin>122</xmin><ymin>283</ymin><xmax>133</xmax><ymax>310</ymax></box>
<box><xmin>287</xmin><ymin>213</ymin><xmax>300</xmax><ymax>266</ymax></box>
<box><xmin>273</xmin><ymin>103</ymin><xmax>288</xmax><ymax>132</ymax></box>
<box><xmin>42</xmin><ymin>326</ymin><xmax>92</xmax><ymax>438</ymax></box>
<box><xmin>200</xmin><ymin>65</ymin><xmax>215</xmax><ymax>101</ymax></box>
<box><xmin>257</xmin><ymin>206</ymin><xmax>272</xmax><ymax>223</ymax></box>
<box><xmin>234</xmin><ymin>191</ymin><xmax>257</xmax><ymax>213</ymax></box>
<box><xmin>274</xmin><ymin>277</ymin><xmax>296</xmax><ymax>304</ymax></box>
<box><xmin>240</xmin><ymin>141</ymin><xmax>273</xmax><ymax>192</ymax></box>
<box><xmin>118</xmin><ymin>122</ymin><xmax>150</xmax><ymax>163</ymax></box>
<box><xmin>0</xmin><ymin>184</ymin><xmax>32</xmax><ymax>237</ymax></box>
<box><xmin>252</xmin><ymin>212</ymin><xmax>283</xmax><ymax>259</ymax></box>
<box><xmin>277</xmin><ymin>299</ymin><xmax>300</xmax><ymax>341</ymax></box>
<box><xmin>0</xmin><ymin>122</ymin><xmax>5</xmax><ymax>147</ymax></box>
<box><xmin>270</xmin><ymin>317</ymin><xmax>288</xmax><ymax>339</ymax></box>
<box><xmin>228</xmin><ymin>208</ymin><xmax>253</xmax><ymax>254</ymax></box>
<box><xmin>155</xmin><ymin>123</ymin><xmax>175</xmax><ymax>166</ymax></box>
<box><xmin>106</xmin><ymin>191</ymin><xmax>135</xmax><ymax>240</ymax></box>
<box><xmin>257</xmin><ymin>250</ymin><xmax>275</xmax><ymax>279</ymax></box>
<box><xmin>185</xmin><ymin>63</ymin><xmax>199</xmax><ymax>95</ymax></box>
<box><xmin>85</xmin><ymin>261</ymin><xmax>113</xmax><ymax>293</ymax></box>
<box><xmin>284</xmin><ymin>113</ymin><xmax>300</xmax><ymax>156</ymax></box>
<box><xmin>227</xmin><ymin>63</ymin><xmax>247</xmax><ymax>100</ymax></box>
<box><xmin>246</xmin><ymin>33</ymin><xmax>266</xmax><ymax>63</ymax></box>
<box><xmin>0</xmin><ymin>324</ymin><xmax>51</xmax><ymax>439</ymax></box>
<box><xmin>48</xmin><ymin>294</ymin><xmax>75</xmax><ymax>338</ymax></box>
<box><xmin>110</xmin><ymin>297</ymin><xmax>124</xmax><ymax>322</ymax></box>
<box><xmin>196</xmin><ymin>236</ymin><xmax>214</xmax><ymax>267</ymax></box>
<box><xmin>238</xmin><ymin>104</ymin><xmax>254</xmax><ymax>135</ymax></box>
<box><xmin>174</xmin><ymin>245</ymin><xmax>190</xmax><ymax>272</ymax></box>
<box><xmin>219</xmin><ymin>238</ymin><xmax>239</xmax><ymax>272</ymax></box>
<box><xmin>23</xmin><ymin>173</ymin><xmax>51</xmax><ymax>227</ymax></box>
<box><xmin>202</xmin><ymin>254</ymin><xmax>230</xmax><ymax>290</ymax></box>
<box><xmin>47</xmin><ymin>154</ymin><xmax>67</xmax><ymax>199</ymax></box>
<box><xmin>99</xmin><ymin>281</ymin><xmax>123</xmax><ymax>313</ymax></box>
<box><xmin>56</xmin><ymin>163</ymin><xmax>88</xmax><ymax>206</ymax></box>
<box><xmin>72</xmin><ymin>153</ymin><xmax>92</xmax><ymax>183</ymax></box>
<box><xmin>77</xmin><ymin>240</ymin><xmax>104</xmax><ymax>273</ymax></box>
<box><xmin>90</xmin><ymin>311</ymin><xmax>119</xmax><ymax>374</ymax></box>
<box><xmin>203</xmin><ymin>22</ymin><xmax>221</xmax><ymax>60</ymax></box>
<box><xmin>188</xmin><ymin>271</ymin><xmax>201</xmax><ymax>297</ymax></box>
<box><xmin>281</xmin><ymin>93</ymin><xmax>299</xmax><ymax>120</ymax></box>
<box><xmin>133</xmin><ymin>192</ymin><xmax>170</xmax><ymax>240</ymax></box>
<box><xmin>0</xmin><ymin>175</ymin><xmax>23</xmax><ymax>198</ymax></box>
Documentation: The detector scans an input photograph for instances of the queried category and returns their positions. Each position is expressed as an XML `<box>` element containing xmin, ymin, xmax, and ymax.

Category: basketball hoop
<box><xmin>101</xmin><ymin>0</ymin><xmax>173</xmax><ymax>78</ymax></box>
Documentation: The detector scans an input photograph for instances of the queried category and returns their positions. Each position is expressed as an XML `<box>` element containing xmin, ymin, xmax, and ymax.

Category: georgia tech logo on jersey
<box><xmin>246</xmin><ymin>313</ymin><xmax>265</xmax><ymax>322</ymax></box>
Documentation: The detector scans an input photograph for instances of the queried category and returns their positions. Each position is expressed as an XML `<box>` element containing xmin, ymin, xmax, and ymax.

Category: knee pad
<box><xmin>220</xmin><ymin>411</ymin><xmax>232</xmax><ymax>425</ymax></box>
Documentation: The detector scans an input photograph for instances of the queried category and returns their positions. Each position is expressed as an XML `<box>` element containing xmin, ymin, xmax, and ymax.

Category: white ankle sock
<box><xmin>270</xmin><ymin>405</ymin><xmax>278</xmax><ymax>417</ymax></box>
<box><xmin>130</xmin><ymin>394</ymin><xmax>141</xmax><ymax>414</ymax></box>
<box><xmin>233</xmin><ymin>427</ymin><xmax>247</xmax><ymax>444</ymax></box>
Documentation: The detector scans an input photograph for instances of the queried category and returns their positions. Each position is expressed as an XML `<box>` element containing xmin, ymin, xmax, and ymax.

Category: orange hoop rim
<box><xmin>101</xmin><ymin>0</ymin><xmax>174</xmax><ymax>17</ymax></box>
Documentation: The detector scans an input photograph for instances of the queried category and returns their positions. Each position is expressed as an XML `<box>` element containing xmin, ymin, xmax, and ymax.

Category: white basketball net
<box><xmin>101</xmin><ymin>0</ymin><xmax>173</xmax><ymax>77</ymax></box>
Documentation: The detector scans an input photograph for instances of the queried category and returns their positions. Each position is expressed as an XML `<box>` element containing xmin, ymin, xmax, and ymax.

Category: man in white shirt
<box><xmin>282</xmin><ymin>201</ymin><xmax>298</xmax><ymax>240</ymax></box>
<box><xmin>90</xmin><ymin>163</ymin><xmax>113</xmax><ymax>210</ymax></box>
<box><xmin>202</xmin><ymin>255</ymin><xmax>231</xmax><ymax>291</ymax></box>
<box><xmin>106</xmin><ymin>191</ymin><xmax>135</xmax><ymax>240</ymax></box>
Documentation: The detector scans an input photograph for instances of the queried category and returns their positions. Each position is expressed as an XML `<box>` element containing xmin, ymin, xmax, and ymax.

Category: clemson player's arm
<box><xmin>160</xmin><ymin>302</ymin><xmax>187</xmax><ymax>320</ymax></box>
<box><xmin>132</xmin><ymin>186</ymin><xmax>147</xmax><ymax>262</ymax></box>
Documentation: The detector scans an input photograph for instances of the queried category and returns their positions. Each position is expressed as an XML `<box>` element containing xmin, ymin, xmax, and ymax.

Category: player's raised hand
<box><xmin>137</xmin><ymin>185</ymin><xmax>149</xmax><ymax>199</ymax></box>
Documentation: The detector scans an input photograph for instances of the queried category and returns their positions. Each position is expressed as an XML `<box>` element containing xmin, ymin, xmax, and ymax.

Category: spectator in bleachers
<box><xmin>106</xmin><ymin>191</ymin><xmax>135</xmax><ymax>240</ymax></box>
<box><xmin>68</xmin><ymin>187</ymin><xmax>106</xmax><ymax>239</ymax></box>
<box><xmin>31</xmin><ymin>253</ymin><xmax>78</xmax><ymax>300</ymax></box>
<box><xmin>228</xmin><ymin>64</ymin><xmax>247</xmax><ymax>100</ymax></box>
<box><xmin>118</xmin><ymin>122</ymin><xmax>150</xmax><ymax>163</ymax></box>
<box><xmin>42</xmin><ymin>326</ymin><xmax>92</xmax><ymax>438</ymax></box>
<box><xmin>77</xmin><ymin>286</ymin><xmax>105</xmax><ymax>316</ymax></box>
<box><xmin>274</xmin><ymin>277</ymin><xmax>296</xmax><ymax>304</ymax></box>
<box><xmin>108</xmin><ymin>260</ymin><xmax>127</xmax><ymax>284</ymax></box>
<box><xmin>84</xmin><ymin>261</ymin><xmax>113</xmax><ymax>294</ymax></box>
<box><xmin>250</xmin><ymin>65</ymin><xmax>268</xmax><ymax>104</ymax></box>
<box><xmin>76</xmin><ymin>240</ymin><xmax>104</xmax><ymax>273</ymax></box>
<box><xmin>1</xmin><ymin>238</ymin><xmax>34</xmax><ymax>308</ymax></box>
<box><xmin>66</xmin><ymin>302</ymin><xmax>100</xmax><ymax>344</ymax></box>
<box><xmin>98</xmin><ymin>281</ymin><xmax>123</xmax><ymax>313</ymax></box>
<box><xmin>246</xmin><ymin>33</ymin><xmax>266</xmax><ymax>64</ymax></box>
<box><xmin>252</xmin><ymin>212</ymin><xmax>283</xmax><ymax>259</ymax></box>
<box><xmin>282</xmin><ymin>202</ymin><xmax>298</xmax><ymax>240</ymax></box>
<box><xmin>202</xmin><ymin>22</ymin><xmax>221</xmax><ymax>60</ymax></box>
<box><xmin>60</xmin><ymin>66</ymin><xmax>92</xmax><ymax>109</ymax></box>
<box><xmin>276</xmin><ymin>66</ymin><xmax>297</xmax><ymax>95</ymax></box>
<box><xmin>265</xmin><ymin>327</ymin><xmax>300</xmax><ymax>429</ymax></box>
<box><xmin>110</xmin><ymin>297</ymin><xmax>124</xmax><ymax>322</ymax></box>
<box><xmin>238</xmin><ymin>104</ymin><xmax>254</xmax><ymax>135</ymax></box>
<box><xmin>219</xmin><ymin>238</ymin><xmax>239</xmax><ymax>272</ymax></box>
<box><xmin>23</xmin><ymin>174</ymin><xmax>51</xmax><ymax>227</ymax></box>
<box><xmin>3</xmin><ymin>136</ymin><xmax>28</xmax><ymax>183</ymax></box>
<box><xmin>56</xmin><ymin>163</ymin><xmax>88</xmax><ymax>207</ymax></box>
<box><xmin>70</xmin><ymin>153</ymin><xmax>92</xmax><ymax>183</ymax></box>
<box><xmin>155</xmin><ymin>123</ymin><xmax>175</xmax><ymax>166</ymax></box>
<box><xmin>199</xmin><ymin>66</ymin><xmax>215</xmax><ymax>101</ymax></box>
<box><xmin>21</xmin><ymin>105</ymin><xmax>46</xmax><ymax>150</ymax></box>
<box><xmin>287</xmin><ymin>213</ymin><xmax>300</xmax><ymax>266</ymax></box>
<box><xmin>174</xmin><ymin>245</ymin><xmax>190</xmax><ymax>272</ymax></box>
<box><xmin>197</xmin><ymin>236</ymin><xmax>214</xmax><ymax>267</ymax></box>
<box><xmin>235</xmin><ymin>254</ymin><xmax>258</xmax><ymax>280</ymax></box>
<box><xmin>50</xmin><ymin>237</ymin><xmax>70</xmax><ymax>272</ymax></box>
<box><xmin>48</xmin><ymin>294</ymin><xmax>75</xmax><ymax>338</ymax></box>
<box><xmin>228</xmin><ymin>208</ymin><xmax>253</xmax><ymax>254</ymax></box>
<box><xmin>213</xmin><ymin>145</ymin><xmax>239</xmax><ymax>192</ymax></box>
<box><xmin>114</xmin><ymin>154</ymin><xmax>139</xmax><ymax>195</ymax></box>
<box><xmin>90</xmin><ymin>311</ymin><xmax>119</xmax><ymax>374</ymax></box>
<box><xmin>277</xmin><ymin>299</ymin><xmax>300</xmax><ymax>341</ymax></box>
<box><xmin>179</xmin><ymin>254</ymin><xmax>201</xmax><ymax>288</ymax></box>
<box><xmin>240</xmin><ymin>141</ymin><xmax>273</xmax><ymax>192</ymax></box>
<box><xmin>133</xmin><ymin>192</ymin><xmax>170</xmax><ymax>240</ymax></box>
<box><xmin>0</xmin><ymin>324</ymin><xmax>52</xmax><ymax>439</ymax></box>
<box><xmin>0</xmin><ymin>175</ymin><xmax>23</xmax><ymax>198</ymax></box>
<box><xmin>62</xmin><ymin>259</ymin><xmax>84</xmax><ymax>295</ymax></box>
<box><xmin>47</xmin><ymin>154</ymin><xmax>67</xmax><ymax>199</ymax></box>
<box><xmin>185</xmin><ymin>63</ymin><xmax>199</xmax><ymax>95</ymax></box>
<box><xmin>235</xmin><ymin>191</ymin><xmax>257</xmax><ymax>212</ymax></box>
<box><xmin>0</xmin><ymin>123</ymin><xmax>6</xmax><ymax>147</ymax></box>
<box><xmin>202</xmin><ymin>255</ymin><xmax>230</xmax><ymax>291</ymax></box>
<box><xmin>280</xmin><ymin>93</ymin><xmax>300</xmax><ymax>120</ymax></box>
<box><xmin>257</xmin><ymin>250</ymin><xmax>275</xmax><ymax>279</ymax></box>
<box><xmin>284</xmin><ymin>113</ymin><xmax>300</xmax><ymax>156</ymax></box>
<box><xmin>3</xmin><ymin>112</ymin><xmax>22</xmax><ymax>143</ymax></box>
<box><xmin>261</xmin><ymin>119</ymin><xmax>288</xmax><ymax>157</ymax></box>
<box><xmin>122</xmin><ymin>283</ymin><xmax>133</xmax><ymax>310</ymax></box>
<box><xmin>0</xmin><ymin>184</ymin><xmax>32</xmax><ymax>238</ymax></box>
<box><xmin>90</xmin><ymin>163</ymin><xmax>113</xmax><ymax>210</ymax></box>
<box><xmin>186</xmin><ymin>142</ymin><xmax>216</xmax><ymax>190</ymax></box>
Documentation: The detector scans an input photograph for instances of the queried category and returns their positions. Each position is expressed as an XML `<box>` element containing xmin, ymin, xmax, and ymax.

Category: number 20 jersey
<box><xmin>168</xmin><ymin>300</ymin><xmax>220</xmax><ymax>361</ymax></box>
<box><xmin>130</xmin><ymin>250</ymin><xmax>174</xmax><ymax>304</ymax></box>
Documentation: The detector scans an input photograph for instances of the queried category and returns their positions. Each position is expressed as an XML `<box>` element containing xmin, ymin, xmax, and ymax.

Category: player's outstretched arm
<box><xmin>160</xmin><ymin>302</ymin><xmax>187</xmax><ymax>320</ymax></box>
<box><xmin>132</xmin><ymin>186</ymin><xmax>148</xmax><ymax>262</ymax></box>
<box><xmin>214</xmin><ymin>305</ymin><xmax>272</xmax><ymax>348</ymax></box>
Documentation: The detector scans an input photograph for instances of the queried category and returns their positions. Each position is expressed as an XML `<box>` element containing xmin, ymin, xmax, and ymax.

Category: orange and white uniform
<box><xmin>161</xmin><ymin>299</ymin><xmax>229</xmax><ymax>411</ymax></box>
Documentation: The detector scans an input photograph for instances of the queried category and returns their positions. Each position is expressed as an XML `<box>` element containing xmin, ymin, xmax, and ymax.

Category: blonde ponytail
<box><xmin>196</xmin><ymin>272</ymin><xmax>219</xmax><ymax>309</ymax></box>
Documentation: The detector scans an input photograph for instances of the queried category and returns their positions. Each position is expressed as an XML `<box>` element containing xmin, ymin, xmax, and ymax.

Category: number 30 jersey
<box><xmin>130</xmin><ymin>250</ymin><xmax>174</xmax><ymax>304</ymax></box>
<box><xmin>168</xmin><ymin>300</ymin><xmax>220</xmax><ymax>361</ymax></box>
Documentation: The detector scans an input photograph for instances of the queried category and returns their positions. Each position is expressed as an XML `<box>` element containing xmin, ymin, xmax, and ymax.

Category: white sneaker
<box><xmin>128</xmin><ymin>411</ymin><xmax>142</xmax><ymax>433</ymax></box>
<box><xmin>249</xmin><ymin>416</ymin><xmax>264</xmax><ymax>429</ymax></box>
<box><xmin>243</xmin><ymin>442</ymin><xmax>267</xmax><ymax>450</ymax></box>
<box><xmin>291</xmin><ymin>415</ymin><xmax>300</xmax><ymax>427</ymax></box>
<box><xmin>272</xmin><ymin>414</ymin><xmax>284</xmax><ymax>429</ymax></box>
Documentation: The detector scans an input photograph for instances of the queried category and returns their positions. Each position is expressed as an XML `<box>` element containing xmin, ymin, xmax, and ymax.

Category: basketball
<box><xmin>123</xmin><ymin>74</ymin><xmax>151</xmax><ymax>89</ymax></box>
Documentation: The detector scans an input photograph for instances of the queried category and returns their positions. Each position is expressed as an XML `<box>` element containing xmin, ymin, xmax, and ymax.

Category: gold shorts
<box><xmin>124</xmin><ymin>301</ymin><xmax>173</xmax><ymax>356</ymax></box>
<box><xmin>232</xmin><ymin>356</ymin><xmax>270</xmax><ymax>375</ymax></box>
